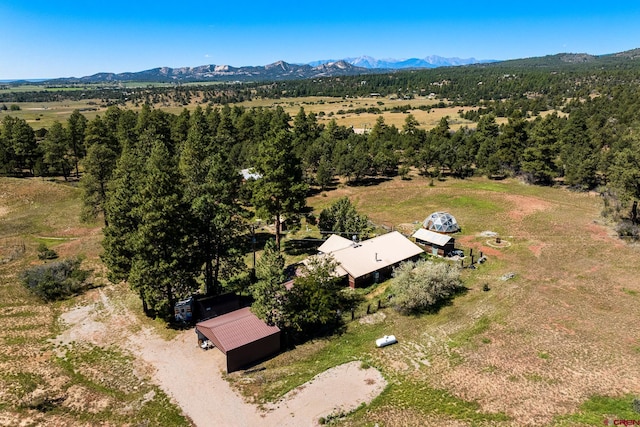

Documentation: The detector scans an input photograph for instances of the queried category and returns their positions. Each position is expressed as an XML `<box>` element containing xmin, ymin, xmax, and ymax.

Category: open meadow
<box><xmin>1</xmin><ymin>174</ymin><xmax>639</xmax><ymax>426</ymax></box>
<box><xmin>238</xmin><ymin>175</ymin><xmax>640</xmax><ymax>426</ymax></box>
<box><xmin>1</xmin><ymin>92</ymin><xmax>483</xmax><ymax>131</ymax></box>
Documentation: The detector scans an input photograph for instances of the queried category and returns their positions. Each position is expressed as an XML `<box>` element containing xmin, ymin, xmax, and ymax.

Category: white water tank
<box><xmin>375</xmin><ymin>335</ymin><xmax>397</xmax><ymax>348</ymax></box>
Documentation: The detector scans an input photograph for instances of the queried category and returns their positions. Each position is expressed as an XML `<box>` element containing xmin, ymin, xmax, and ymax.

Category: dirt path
<box><xmin>55</xmin><ymin>290</ymin><xmax>387</xmax><ymax>426</ymax></box>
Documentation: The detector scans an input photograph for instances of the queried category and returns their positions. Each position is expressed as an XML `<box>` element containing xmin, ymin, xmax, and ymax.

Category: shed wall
<box><xmin>226</xmin><ymin>332</ymin><xmax>281</xmax><ymax>373</ymax></box>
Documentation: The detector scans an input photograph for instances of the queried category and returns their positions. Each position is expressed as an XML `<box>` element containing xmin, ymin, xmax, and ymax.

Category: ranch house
<box><xmin>316</xmin><ymin>231</ymin><xmax>424</xmax><ymax>288</ymax></box>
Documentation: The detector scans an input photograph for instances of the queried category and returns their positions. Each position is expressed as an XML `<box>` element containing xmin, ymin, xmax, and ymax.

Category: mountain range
<box><xmin>307</xmin><ymin>55</ymin><xmax>494</xmax><ymax>69</ymax></box>
<box><xmin>33</xmin><ymin>50</ymin><xmax>640</xmax><ymax>84</ymax></box>
<box><xmin>43</xmin><ymin>55</ymin><xmax>493</xmax><ymax>84</ymax></box>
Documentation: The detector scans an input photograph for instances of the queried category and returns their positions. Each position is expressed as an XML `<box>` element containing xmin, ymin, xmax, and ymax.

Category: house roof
<box><xmin>317</xmin><ymin>234</ymin><xmax>353</xmax><ymax>254</ymax></box>
<box><xmin>195</xmin><ymin>307</ymin><xmax>280</xmax><ymax>354</ymax></box>
<box><xmin>301</xmin><ymin>254</ymin><xmax>349</xmax><ymax>278</ymax></box>
<box><xmin>412</xmin><ymin>228</ymin><xmax>453</xmax><ymax>246</ymax></box>
<box><xmin>240</xmin><ymin>168</ymin><xmax>262</xmax><ymax>180</ymax></box>
<box><xmin>324</xmin><ymin>231</ymin><xmax>423</xmax><ymax>279</ymax></box>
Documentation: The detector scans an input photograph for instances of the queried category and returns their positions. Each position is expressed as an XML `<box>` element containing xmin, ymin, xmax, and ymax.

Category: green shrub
<box><xmin>616</xmin><ymin>220</ymin><xmax>640</xmax><ymax>241</ymax></box>
<box><xmin>20</xmin><ymin>257</ymin><xmax>91</xmax><ymax>301</ymax></box>
<box><xmin>391</xmin><ymin>259</ymin><xmax>463</xmax><ymax>315</ymax></box>
<box><xmin>37</xmin><ymin>243</ymin><xmax>58</xmax><ymax>260</ymax></box>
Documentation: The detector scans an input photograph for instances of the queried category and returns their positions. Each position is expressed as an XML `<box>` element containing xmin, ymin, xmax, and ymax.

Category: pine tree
<box><xmin>253</xmin><ymin>129</ymin><xmax>307</xmax><ymax>250</ymax></box>
<box><xmin>80</xmin><ymin>143</ymin><xmax>117</xmax><ymax>225</ymax></box>
<box><xmin>101</xmin><ymin>142</ymin><xmax>143</xmax><ymax>286</ymax></box>
<box><xmin>67</xmin><ymin>110</ymin><xmax>87</xmax><ymax>178</ymax></box>
<box><xmin>41</xmin><ymin>121</ymin><xmax>72</xmax><ymax>179</ymax></box>
<box><xmin>129</xmin><ymin>138</ymin><xmax>197</xmax><ymax>316</ymax></box>
<box><xmin>318</xmin><ymin>197</ymin><xmax>370</xmax><ymax>237</ymax></box>
<box><xmin>179</xmin><ymin>108</ymin><xmax>246</xmax><ymax>296</ymax></box>
<box><xmin>250</xmin><ymin>239</ymin><xmax>287</xmax><ymax>327</ymax></box>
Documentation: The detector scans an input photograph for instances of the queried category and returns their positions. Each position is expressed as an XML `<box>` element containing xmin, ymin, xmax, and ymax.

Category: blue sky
<box><xmin>2</xmin><ymin>1</ymin><xmax>640</xmax><ymax>79</ymax></box>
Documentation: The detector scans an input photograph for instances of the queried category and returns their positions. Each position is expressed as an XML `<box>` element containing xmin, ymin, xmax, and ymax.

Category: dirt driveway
<box><xmin>55</xmin><ymin>291</ymin><xmax>387</xmax><ymax>426</ymax></box>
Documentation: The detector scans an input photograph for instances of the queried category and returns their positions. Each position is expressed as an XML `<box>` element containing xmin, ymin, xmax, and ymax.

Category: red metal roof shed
<box><xmin>196</xmin><ymin>307</ymin><xmax>281</xmax><ymax>372</ymax></box>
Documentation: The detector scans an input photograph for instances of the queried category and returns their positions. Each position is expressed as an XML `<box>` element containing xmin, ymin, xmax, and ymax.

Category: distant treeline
<box><xmin>4</xmin><ymin>57</ymin><xmax>640</xmax><ymax>231</ymax></box>
<box><xmin>4</xmin><ymin>54</ymin><xmax>640</xmax><ymax>109</ymax></box>
<box><xmin>2</xmin><ymin>87</ymin><xmax>640</xmax><ymax>197</ymax></box>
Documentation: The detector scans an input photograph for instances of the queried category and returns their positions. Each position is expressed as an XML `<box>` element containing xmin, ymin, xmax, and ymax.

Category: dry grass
<box><xmin>2</xmin><ymin>168</ymin><xmax>638</xmax><ymax>425</ymax></box>
<box><xmin>3</xmin><ymin>91</ymin><xmax>557</xmax><ymax>134</ymax></box>
<box><xmin>303</xmin><ymin>176</ymin><xmax>640</xmax><ymax>425</ymax></box>
<box><xmin>2</xmin><ymin>94</ymin><xmax>469</xmax><ymax>131</ymax></box>
<box><xmin>0</xmin><ymin>177</ymin><xmax>189</xmax><ymax>426</ymax></box>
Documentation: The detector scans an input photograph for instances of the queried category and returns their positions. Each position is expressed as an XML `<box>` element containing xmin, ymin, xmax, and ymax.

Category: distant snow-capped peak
<box><xmin>307</xmin><ymin>55</ymin><xmax>494</xmax><ymax>69</ymax></box>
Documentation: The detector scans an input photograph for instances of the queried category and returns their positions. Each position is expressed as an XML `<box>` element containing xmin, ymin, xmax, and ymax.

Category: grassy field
<box><xmin>232</xmin><ymin>175</ymin><xmax>640</xmax><ymax>426</ymax></box>
<box><xmin>1</xmin><ymin>93</ymin><xmax>489</xmax><ymax>131</ymax></box>
<box><xmin>0</xmin><ymin>101</ymin><xmax>104</xmax><ymax>129</ymax></box>
<box><xmin>0</xmin><ymin>178</ymin><xmax>190</xmax><ymax>426</ymax></box>
<box><xmin>1</xmin><ymin>174</ymin><xmax>639</xmax><ymax>426</ymax></box>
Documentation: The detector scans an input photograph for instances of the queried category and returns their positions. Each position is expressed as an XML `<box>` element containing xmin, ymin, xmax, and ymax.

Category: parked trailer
<box><xmin>174</xmin><ymin>293</ymin><xmax>245</xmax><ymax>324</ymax></box>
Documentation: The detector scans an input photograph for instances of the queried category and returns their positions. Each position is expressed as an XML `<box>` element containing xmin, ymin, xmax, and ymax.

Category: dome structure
<box><xmin>423</xmin><ymin>212</ymin><xmax>460</xmax><ymax>233</ymax></box>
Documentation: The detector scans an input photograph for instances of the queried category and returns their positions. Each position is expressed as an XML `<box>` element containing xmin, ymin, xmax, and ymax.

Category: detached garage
<box><xmin>195</xmin><ymin>307</ymin><xmax>281</xmax><ymax>373</ymax></box>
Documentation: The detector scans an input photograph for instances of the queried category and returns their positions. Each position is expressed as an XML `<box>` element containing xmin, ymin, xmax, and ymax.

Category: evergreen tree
<box><xmin>67</xmin><ymin>110</ymin><xmax>87</xmax><ymax>178</ymax></box>
<box><xmin>180</xmin><ymin>108</ymin><xmax>246</xmax><ymax>295</ymax></box>
<box><xmin>315</xmin><ymin>156</ymin><xmax>334</xmax><ymax>190</ymax></box>
<box><xmin>560</xmin><ymin>110</ymin><xmax>600</xmax><ymax>189</ymax></box>
<box><xmin>475</xmin><ymin>114</ymin><xmax>500</xmax><ymax>176</ymax></box>
<box><xmin>129</xmin><ymin>138</ymin><xmax>197</xmax><ymax>316</ymax></box>
<box><xmin>521</xmin><ymin>114</ymin><xmax>561</xmax><ymax>185</ymax></box>
<box><xmin>609</xmin><ymin>127</ymin><xmax>640</xmax><ymax>203</ymax></box>
<box><xmin>80</xmin><ymin>143</ymin><xmax>117</xmax><ymax>225</ymax></box>
<box><xmin>286</xmin><ymin>256</ymin><xmax>357</xmax><ymax>333</ymax></box>
<box><xmin>102</xmin><ymin>142</ymin><xmax>144</xmax><ymax>286</ymax></box>
<box><xmin>253</xmin><ymin>129</ymin><xmax>307</xmax><ymax>250</ymax></box>
<box><xmin>495</xmin><ymin>112</ymin><xmax>528</xmax><ymax>175</ymax></box>
<box><xmin>250</xmin><ymin>239</ymin><xmax>288</xmax><ymax>327</ymax></box>
<box><xmin>41</xmin><ymin>121</ymin><xmax>72</xmax><ymax>179</ymax></box>
<box><xmin>318</xmin><ymin>197</ymin><xmax>370</xmax><ymax>237</ymax></box>
<box><xmin>4</xmin><ymin>117</ymin><xmax>37</xmax><ymax>174</ymax></box>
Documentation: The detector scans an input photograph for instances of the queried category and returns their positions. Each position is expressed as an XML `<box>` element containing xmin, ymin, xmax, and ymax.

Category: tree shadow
<box><xmin>282</xmin><ymin>321</ymin><xmax>348</xmax><ymax>349</ymax></box>
<box><xmin>347</xmin><ymin>176</ymin><xmax>392</xmax><ymax>187</ymax></box>
<box><xmin>237</xmin><ymin>231</ymin><xmax>274</xmax><ymax>253</ymax></box>
<box><xmin>307</xmin><ymin>181</ymin><xmax>339</xmax><ymax>196</ymax></box>
<box><xmin>282</xmin><ymin>236</ymin><xmax>324</xmax><ymax>257</ymax></box>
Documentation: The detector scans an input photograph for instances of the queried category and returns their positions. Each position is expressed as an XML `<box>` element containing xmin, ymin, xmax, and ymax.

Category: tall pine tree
<box><xmin>129</xmin><ymin>138</ymin><xmax>197</xmax><ymax>316</ymax></box>
<box><xmin>253</xmin><ymin>129</ymin><xmax>307</xmax><ymax>250</ymax></box>
<box><xmin>179</xmin><ymin>107</ymin><xmax>246</xmax><ymax>296</ymax></box>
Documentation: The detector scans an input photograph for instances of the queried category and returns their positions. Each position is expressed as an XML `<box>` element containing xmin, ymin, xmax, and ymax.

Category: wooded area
<box><xmin>3</xmin><ymin>57</ymin><xmax>640</xmax><ymax>319</ymax></box>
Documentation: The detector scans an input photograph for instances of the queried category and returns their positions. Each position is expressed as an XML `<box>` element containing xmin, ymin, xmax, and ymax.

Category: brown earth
<box><xmin>52</xmin><ymin>288</ymin><xmax>387</xmax><ymax>427</ymax></box>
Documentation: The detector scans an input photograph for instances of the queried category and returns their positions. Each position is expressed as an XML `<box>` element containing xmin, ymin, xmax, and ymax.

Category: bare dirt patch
<box><xmin>527</xmin><ymin>241</ymin><xmax>546</xmax><ymax>257</ymax></box>
<box><xmin>457</xmin><ymin>235</ymin><xmax>504</xmax><ymax>258</ymax></box>
<box><xmin>503</xmin><ymin>194</ymin><xmax>553</xmax><ymax>221</ymax></box>
<box><xmin>52</xmin><ymin>288</ymin><xmax>387</xmax><ymax>427</ymax></box>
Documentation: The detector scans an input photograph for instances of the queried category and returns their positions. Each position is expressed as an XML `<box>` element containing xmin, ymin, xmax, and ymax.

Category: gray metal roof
<box><xmin>412</xmin><ymin>228</ymin><xmax>453</xmax><ymax>246</ymax></box>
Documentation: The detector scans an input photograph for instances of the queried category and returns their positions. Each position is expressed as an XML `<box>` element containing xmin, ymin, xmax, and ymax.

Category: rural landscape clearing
<box><xmin>1</xmin><ymin>171</ymin><xmax>639</xmax><ymax>426</ymax></box>
<box><xmin>3</xmin><ymin>8</ymin><xmax>640</xmax><ymax>422</ymax></box>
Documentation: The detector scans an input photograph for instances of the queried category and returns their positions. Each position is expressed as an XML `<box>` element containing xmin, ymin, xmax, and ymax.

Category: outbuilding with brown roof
<box><xmin>195</xmin><ymin>307</ymin><xmax>281</xmax><ymax>372</ymax></box>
